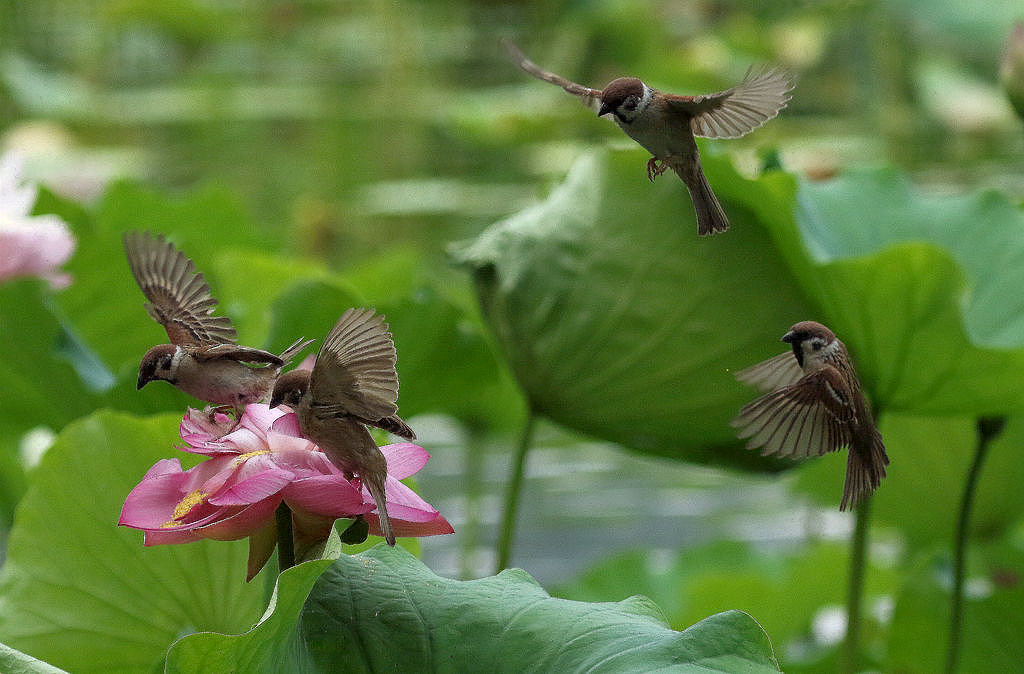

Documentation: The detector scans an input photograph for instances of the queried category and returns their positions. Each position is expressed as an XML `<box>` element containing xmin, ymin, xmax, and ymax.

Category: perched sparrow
<box><xmin>124</xmin><ymin>231</ymin><xmax>313</xmax><ymax>418</ymax></box>
<box><xmin>731</xmin><ymin>321</ymin><xmax>889</xmax><ymax>510</ymax></box>
<box><xmin>270</xmin><ymin>307</ymin><xmax>416</xmax><ymax>546</ymax></box>
<box><xmin>503</xmin><ymin>39</ymin><xmax>793</xmax><ymax>236</ymax></box>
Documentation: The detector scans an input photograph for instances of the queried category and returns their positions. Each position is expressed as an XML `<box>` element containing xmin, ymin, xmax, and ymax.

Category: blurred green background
<box><xmin>2</xmin><ymin>0</ymin><xmax>1024</xmax><ymax>672</ymax></box>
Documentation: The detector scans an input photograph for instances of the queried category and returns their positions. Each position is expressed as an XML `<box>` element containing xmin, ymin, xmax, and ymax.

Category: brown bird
<box><xmin>124</xmin><ymin>231</ymin><xmax>313</xmax><ymax>419</ymax></box>
<box><xmin>270</xmin><ymin>307</ymin><xmax>416</xmax><ymax>546</ymax></box>
<box><xmin>503</xmin><ymin>39</ymin><xmax>793</xmax><ymax>235</ymax></box>
<box><xmin>731</xmin><ymin>321</ymin><xmax>889</xmax><ymax>510</ymax></box>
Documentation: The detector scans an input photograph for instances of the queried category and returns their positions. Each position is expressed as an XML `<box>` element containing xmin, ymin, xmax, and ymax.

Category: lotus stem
<box><xmin>275</xmin><ymin>501</ymin><xmax>295</xmax><ymax>572</ymax></box>
<box><xmin>842</xmin><ymin>496</ymin><xmax>871</xmax><ymax>674</ymax></box>
<box><xmin>946</xmin><ymin>417</ymin><xmax>1005</xmax><ymax>674</ymax></box>
<box><xmin>496</xmin><ymin>411</ymin><xmax>536</xmax><ymax>573</ymax></box>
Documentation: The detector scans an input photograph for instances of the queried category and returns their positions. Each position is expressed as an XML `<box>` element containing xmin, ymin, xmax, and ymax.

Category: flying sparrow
<box><xmin>124</xmin><ymin>231</ymin><xmax>313</xmax><ymax>419</ymax></box>
<box><xmin>731</xmin><ymin>321</ymin><xmax>889</xmax><ymax>510</ymax></box>
<box><xmin>270</xmin><ymin>307</ymin><xmax>416</xmax><ymax>546</ymax></box>
<box><xmin>503</xmin><ymin>39</ymin><xmax>793</xmax><ymax>236</ymax></box>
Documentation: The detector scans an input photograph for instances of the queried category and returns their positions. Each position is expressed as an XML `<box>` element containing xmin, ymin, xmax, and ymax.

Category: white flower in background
<box><xmin>0</xmin><ymin>151</ymin><xmax>75</xmax><ymax>289</ymax></box>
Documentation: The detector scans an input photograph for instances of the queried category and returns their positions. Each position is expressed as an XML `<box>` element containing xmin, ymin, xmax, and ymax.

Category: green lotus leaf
<box><xmin>786</xmin><ymin>169</ymin><xmax>1024</xmax><ymax>414</ymax></box>
<box><xmin>453</xmin><ymin>147</ymin><xmax>816</xmax><ymax>468</ymax></box>
<box><xmin>0</xmin><ymin>642</ymin><xmax>68</xmax><ymax>674</ymax></box>
<box><xmin>0</xmin><ymin>411</ymin><xmax>265</xmax><ymax>673</ymax></box>
<box><xmin>168</xmin><ymin>544</ymin><xmax>779</xmax><ymax>673</ymax></box>
<box><xmin>457</xmin><ymin>148</ymin><xmax>1024</xmax><ymax>470</ymax></box>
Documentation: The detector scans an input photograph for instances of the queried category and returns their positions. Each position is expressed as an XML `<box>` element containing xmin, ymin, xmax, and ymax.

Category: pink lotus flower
<box><xmin>0</xmin><ymin>152</ymin><xmax>75</xmax><ymax>289</ymax></box>
<box><xmin>120</xmin><ymin>404</ymin><xmax>452</xmax><ymax>579</ymax></box>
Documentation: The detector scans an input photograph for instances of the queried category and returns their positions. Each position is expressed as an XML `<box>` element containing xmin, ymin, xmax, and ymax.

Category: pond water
<box><xmin>412</xmin><ymin>415</ymin><xmax>853</xmax><ymax>586</ymax></box>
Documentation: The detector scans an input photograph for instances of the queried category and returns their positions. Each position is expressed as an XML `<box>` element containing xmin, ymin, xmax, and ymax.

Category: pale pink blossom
<box><xmin>0</xmin><ymin>152</ymin><xmax>75</xmax><ymax>288</ymax></box>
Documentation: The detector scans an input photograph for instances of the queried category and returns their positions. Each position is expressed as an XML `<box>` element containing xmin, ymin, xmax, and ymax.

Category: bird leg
<box><xmin>647</xmin><ymin>157</ymin><xmax>669</xmax><ymax>182</ymax></box>
<box><xmin>205</xmin><ymin>404</ymin><xmax>234</xmax><ymax>423</ymax></box>
<box><xmin>206</xmin><ymin>404</ymin><xmax>243</xmax><ymax>437</ymax></box>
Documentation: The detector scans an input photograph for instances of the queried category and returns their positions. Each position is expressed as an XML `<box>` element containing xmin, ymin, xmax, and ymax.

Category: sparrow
<box><xmin>124</xmin><ymin>231</ymin><xmax>313</xmax><ymax>419</ymax></box>
<box><xmin>731</xmin><ymin>321</ymin><xmax>889</xmax><ymax>510</ymax></box>
<box><xmin>270</xmin><ymin>307</ymin><xmax>416</xmax><ymax>546</ymax></box>
<box><xmin>502</xmin><ymin>39</ymin><xmax>793</xmax><ymax>236</ymax></box>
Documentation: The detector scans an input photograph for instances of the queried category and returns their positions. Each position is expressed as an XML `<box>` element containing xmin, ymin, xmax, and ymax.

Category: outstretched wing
<box><xmin>734</xmin><ymin>350</ymin><xmax>803</xmax><ymax>393</ymax></box>
<box><xmin>309</xmin><ymin>308</ymin><xmax>400</xmax><ymax>422</ymax></box>
<box><xmin>731</xmin><ymin>366</ymin><xmax>855</xmax><ymax>459</ymax></box>
<box><xmin>665</xmin><ymin>66</ymin><xmax>793</xmax><ymax>139</ymax></box>
<box><xmin>502</xmin><ymin>39</ymin><xmax>602</xmax><ymax>112</ymax></box>
<box><xmin>123</xmin><ymin>231</ymin><xmax>237</xmax><ymax>346</ymax></box>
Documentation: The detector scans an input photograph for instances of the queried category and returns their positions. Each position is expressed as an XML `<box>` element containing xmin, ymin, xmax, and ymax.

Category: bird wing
<box><xmin>502</xmin><ymin>39</ymin><xmax>602</xmax><ymax>112</ymax></box>
<box><xmin>664</xmin><ymin>66</ymin><xmax>793</xmax><ymax>139</ymax></box>
<box><xmin>308</xmin><ymin>308</ymin><xmax>401</xmax><ymax>422</ymax></box>
<box><xmin>734</xmin><ymin>350</ymin><xmax>804</xmax><ymax>392</ymax></box>
<box><xmin>731</xmin><ymin>366</ymin><xmax>855</xmax><ymax>459</ymax></box>
<box><xmin>193</xmin><ymin>343</ymin><xmax>284</xmax><ymax>365</ymax></box>
<box><xmin>123</xmin><ymin>231</ymin><xmax>237</xmax><ymax>347</ymax></box>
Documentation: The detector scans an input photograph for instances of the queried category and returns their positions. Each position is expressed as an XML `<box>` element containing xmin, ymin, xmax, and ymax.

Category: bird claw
<box><xmin>206</xmin><ymin>404</ymin><xmax>234</xmax><ymax>422</ymax></box>
<box><xmin>647</xmin><ymin>158</ymin><xmax>668</xmax><ymax>182</ymax></box>
<box><xmin>207</xmin><ymin>405</ymin><xmax>242</xmax><ymax>436</ymax></box>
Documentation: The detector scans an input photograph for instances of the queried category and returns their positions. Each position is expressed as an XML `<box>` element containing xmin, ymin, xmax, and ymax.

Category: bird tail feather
<box><xmin>365</xmin><ymin>472</ymin><xmax>395</xmax><ymax>546</ymax></box>
<box><xmin>840</xmin><ymin>431</ymin><xmax>889</xmax><ymax>511</ymax></box>
<box><xmin>674</xmin><ymin>159</ymin><xmax>729</xmax><ymax>236</ymax></box>
<box><xmin>378</xmin><ymin>414</ymin><xmax>416</xmax><ymax>440</ymax></box>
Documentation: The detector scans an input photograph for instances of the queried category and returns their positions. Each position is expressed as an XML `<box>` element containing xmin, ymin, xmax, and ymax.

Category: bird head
<box><xmin>598</xmin><ymin>77</ymin><xmax>648</xmax><ymax>122</ymax></box>
<box><xmin>270</xmin><ymin>369</ymin><xmax>311</xmax><ymax>409</ymax></box>
<box><xmin>782</xmin><ymin>321</ymin><xmax>838</xmax><ymax>368</ymax></box>
<box><xmin>137</xmin><ymin>344</ymin><xmax>179</xmax><ymax>389</ymax></box>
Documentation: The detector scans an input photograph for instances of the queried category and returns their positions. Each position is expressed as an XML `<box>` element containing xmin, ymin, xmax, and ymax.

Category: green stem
<box><xmin>460</xmin><ymin>424</ymin><xmax>486</xmax><ymax>580</ymax></box>
<box><xmin>275</xmin><ymin>501</ymin><xmax>295</xmax><ymax>572</ymax></box>
<box><xmin>842</xmin><ymin>497</ymin><xmax>871</xmax><ymax>674</ymax></box>
<box><xmin>945</xmin><ymin>417</ymin><xmax>1005</xmax><ymax>674</ymax></box>
<box><xmin>495</xmin><ymin>411</ymin><xmax>536</xmax><ymax>573</ymax></box>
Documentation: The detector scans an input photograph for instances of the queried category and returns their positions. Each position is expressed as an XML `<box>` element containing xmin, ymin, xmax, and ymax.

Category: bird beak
<box><xmin>269</xmin><ymin>387</ymin><xmax>285</xmax><ymax>408</ymax></box>
<box><xmin>598</xmin><ymin>102</ymin><xmax>612</xmax><ymax>117</ymax></box>
<box><xmin>781</xmin><ymin>330</ymin><xmax>797</xmax><ymax>344</ymax></box>
<box><xmin>137</xmin><ymin>373</ymin><xmax>149</xmax><ymax>390</ymax></box>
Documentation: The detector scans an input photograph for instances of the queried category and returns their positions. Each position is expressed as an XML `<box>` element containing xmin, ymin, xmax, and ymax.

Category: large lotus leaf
<box><xmin>784</xmin><ymin>169</ymin><xmax>1024</xmax><ymax>414</ymax></box>
<box><xmin>887</xmin><ymin>541</ymin><xmax>1024</xmax><ymax>673</ymax></box>
<box><xmin>0</xmin><ymin>279</ymin><xmax>99</xmax><ymax>441</ymax></box>
<box><xmin>453</xmin><ymin>148</ymin><xmax>816</xmax><ymax>468</ymax></box>
<box><xmin>167</xmin><ymin>544</ymin><xmax>779</xmax><ymax>673</ymax></box>
<box><xmin>0</xmin><ymin>411</ymin><xmax>265</xmax><ymax>673</ymax></box>
<box><xmin>795</xmin><ymin>413</ymin><xmax>1024</xmax><ymax>546</ymax></box>
<box><xmin>0</xmin><ymin>643</ymin><xmax>68</xmax><ymax>674</ymax></box>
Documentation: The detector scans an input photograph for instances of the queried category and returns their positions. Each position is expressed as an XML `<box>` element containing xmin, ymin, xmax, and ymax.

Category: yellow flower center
<box><xmin>162</xmin><ymin>489</ymin><xmax>208</xmax><ymax>527</ymax></box>
<box><xmin>234</xmin><ymin>450</ymin><xmax>270</xmax><ymax>465</ymax></box>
